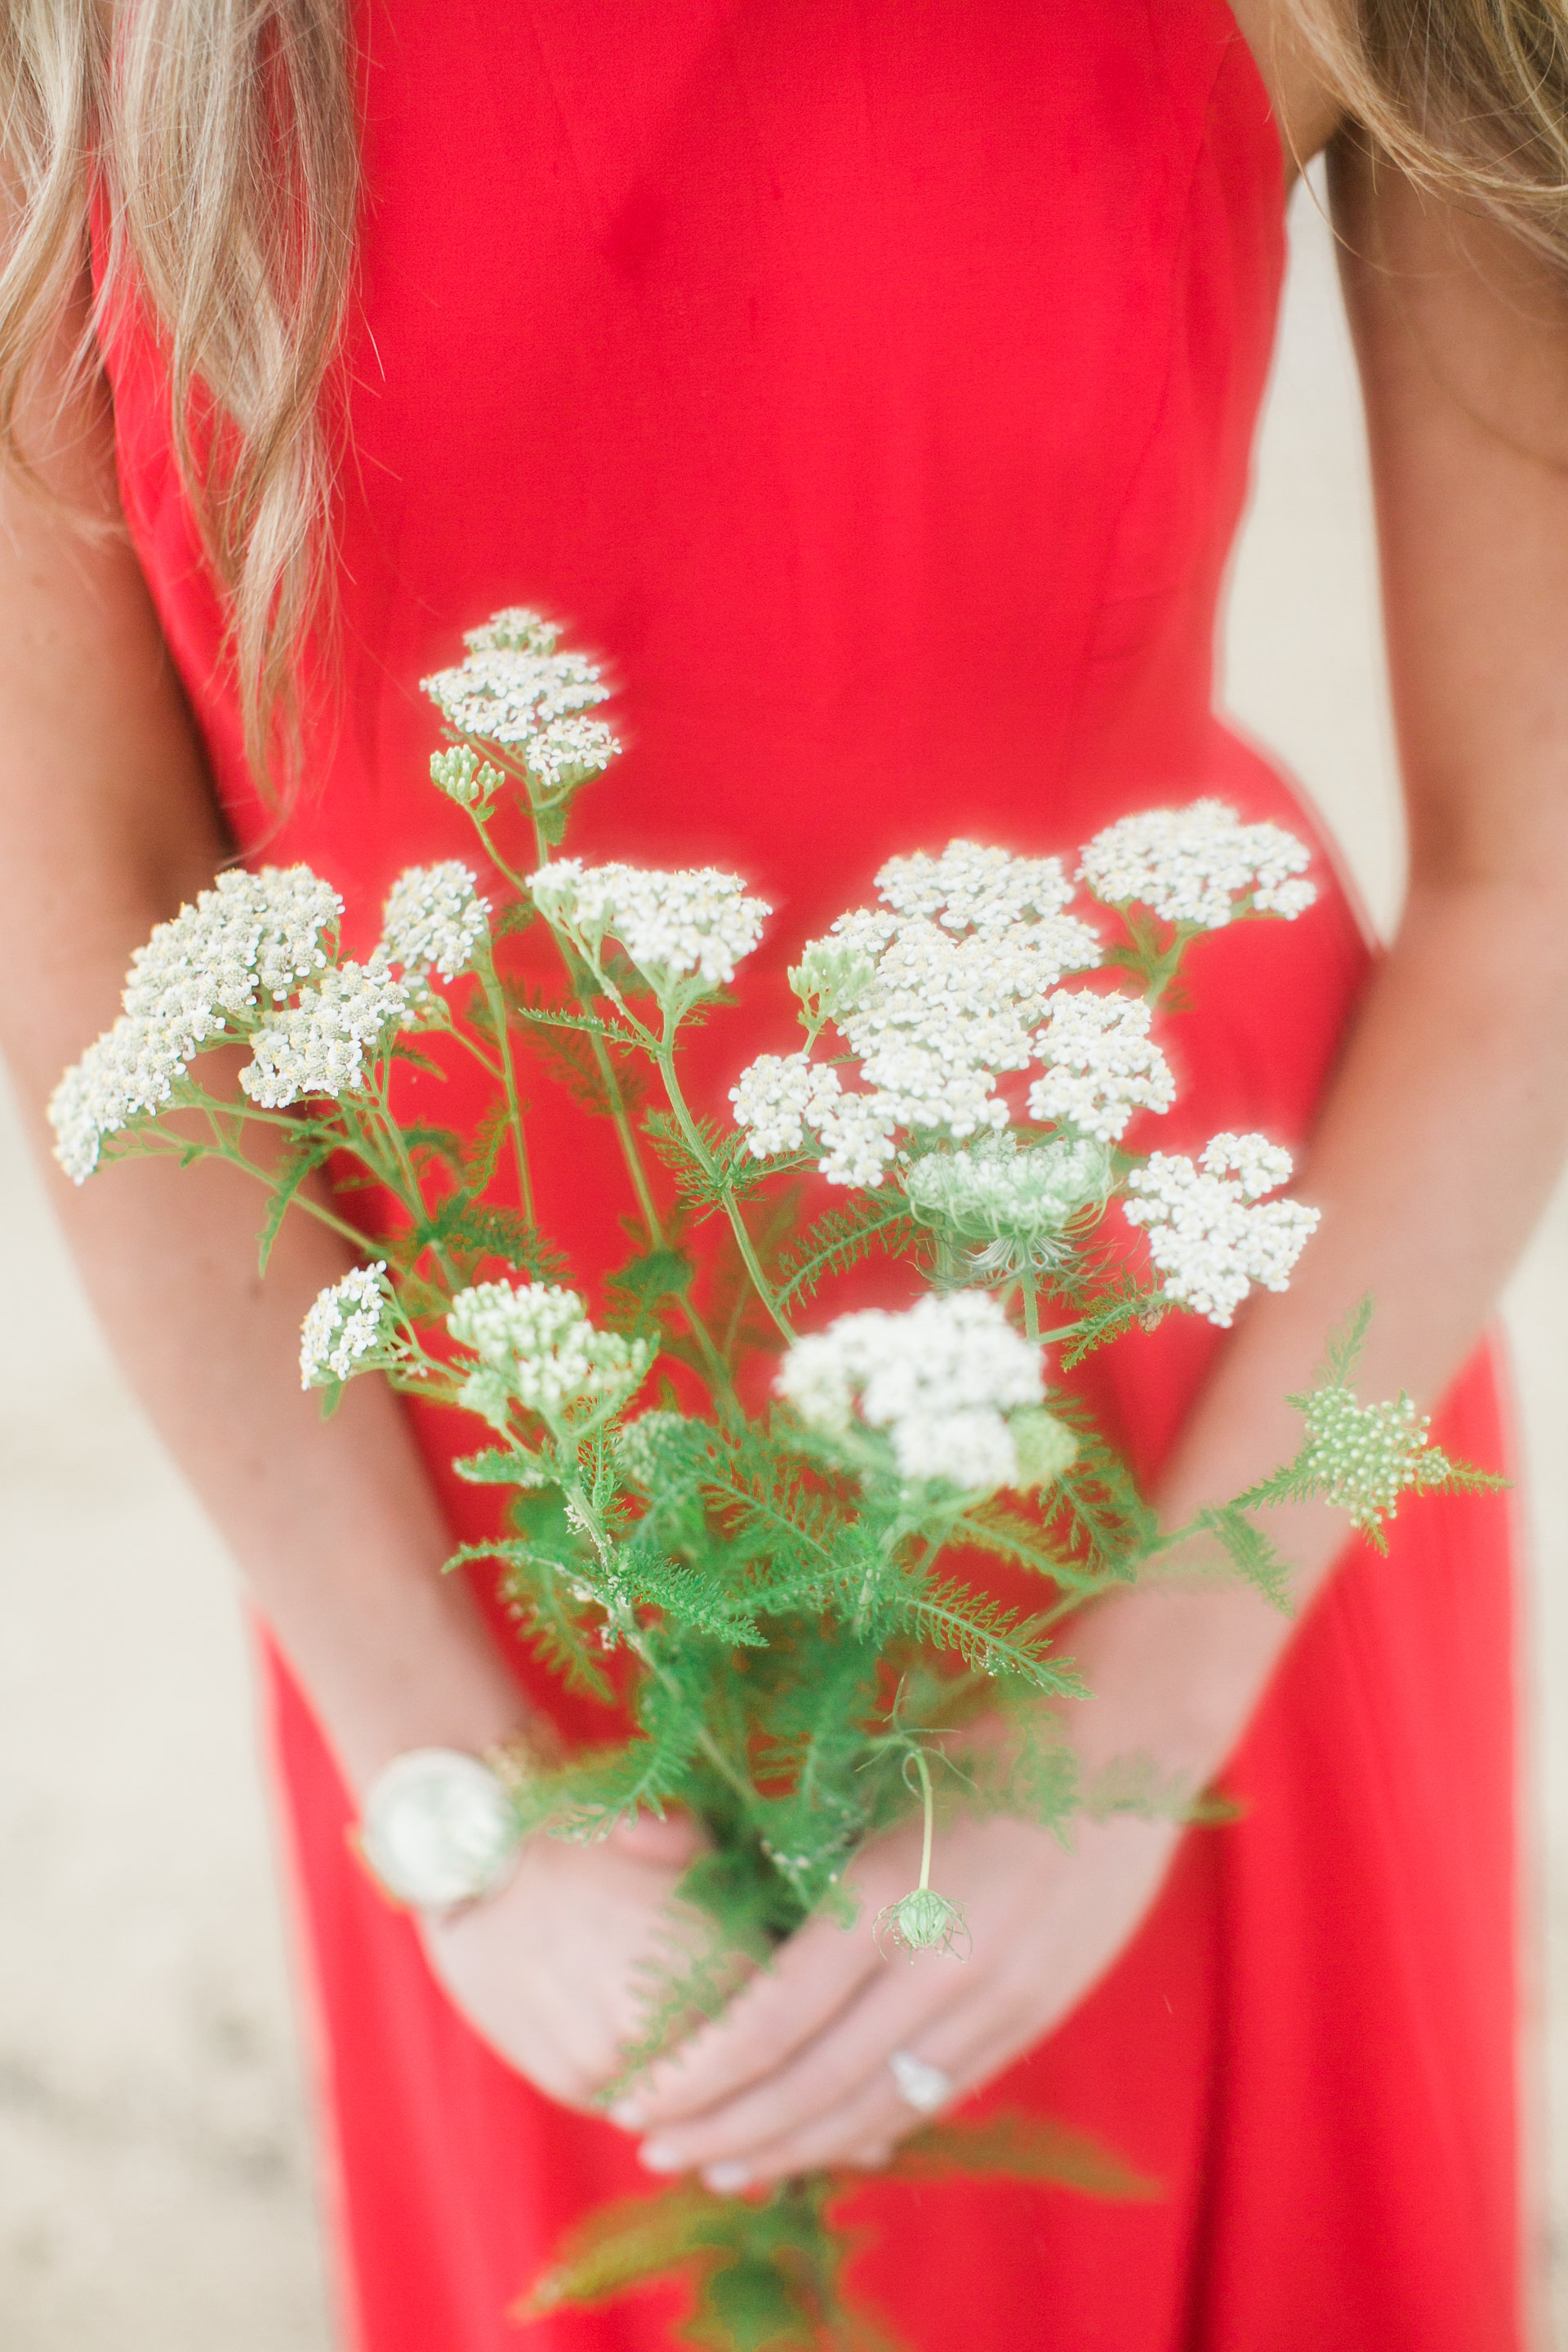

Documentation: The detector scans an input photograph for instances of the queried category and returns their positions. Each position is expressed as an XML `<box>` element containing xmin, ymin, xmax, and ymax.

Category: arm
<box><xmin>0</xmin><ymin>265</ymin><xmax>697</xmax><ymax>2106</ymax></box>
<box><xmin>614</xmin><ymin>144</ymin><xmax>1568</xmax><ymax>2185</ymax></box>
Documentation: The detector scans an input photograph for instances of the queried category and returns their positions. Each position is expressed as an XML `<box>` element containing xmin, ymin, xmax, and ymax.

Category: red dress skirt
<box><xmin>96</xmin><ymin>2</ymin><xmax>1521</xmax><ymax>2343</ymax></box>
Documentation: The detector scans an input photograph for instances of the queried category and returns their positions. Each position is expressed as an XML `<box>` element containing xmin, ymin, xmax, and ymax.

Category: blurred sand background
<box><xmin>2</xmin><ymin>175</ymin><xmax>1565</xmax><ymax>2348</ymax></box>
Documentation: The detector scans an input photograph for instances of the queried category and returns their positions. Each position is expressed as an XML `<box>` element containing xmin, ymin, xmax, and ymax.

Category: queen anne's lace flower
<box><xmin>904</xmin><ymin>1132</ymin><xmax>1111</xmax><ymax>1267</ymax></box>
<box><xmin>380</xmin><ymin>862</ymin><xmax>489</xmax><ymax>985</ymax></box>
<box><xmin>1294</xmin><ymin>1387</ymin><xmax>1454</xmax><ymax>1535</ymax></box>
<box><xmin>300</xmin><ymin>1263</ymin><xmax>396</xmax><ymax>1388</ymax></box>
<box><xmin>531</xmin><ymin>859</ymin><xmax>770</xmax><ymax>991</ymax></box>
<box><xmin>777</xmin><ymin>1290</ymin><xmax>1045</xmax><ymax>1492</ymax></box>
<box><xmin>1027</xmin><ymin>991</ymin><xmax>1175</xmax><ymax>1143</ymax></box>
<box><xmin>240</xmin><ymin>959</ymin><xmax>413</xmax><ymax>1108</ymax></box>
<box><xmin>50</xmin><ymin>866</ymin><xmax>341</xmax><ymax>1181</ymax></box>
<box><xmin>1080</xmin><ymin>800</ymin><xmax>1316</xmax><ymax>929</ymax></box>
<box><xmin>1124</xmin><ymin>1134</ymin><xmax>1318</xmax><ymax>1326</ymax></box>
<box><xmin>447</xmin><ymin>1281</ymin><xmax>652</xmax><ymax>1425</ymax></box>
<box><xmin>421</xmin><ymin>608</ymin><xmax>612</xmax><ymax>748</ymax></box>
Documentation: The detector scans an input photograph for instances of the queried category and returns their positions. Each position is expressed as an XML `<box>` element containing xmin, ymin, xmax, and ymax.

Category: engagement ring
<box><xmin>889</xmin><ymin>2047</ymin><xmax>952</xmax><ymax>2115</ymax></box>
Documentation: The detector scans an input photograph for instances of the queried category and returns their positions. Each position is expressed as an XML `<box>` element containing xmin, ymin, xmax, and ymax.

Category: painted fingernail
<box><xmin>703</xmin><ymin>2162</ymin><xmax>751</xmax><ymax>2194</ymax></box>
<box><xmin>639</xmin><ymin>2140</ymin><xmax>683</xmax><ymax>2174</ymax></box>
<box><xmin>608</xmin><ymin>2100</ymin><xmax>645</xmax><ymax>2130</ymax></box>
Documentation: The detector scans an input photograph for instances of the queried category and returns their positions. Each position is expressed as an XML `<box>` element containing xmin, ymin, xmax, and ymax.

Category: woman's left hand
<box><xmin>608</xmin><ymin>1805</ymin><xmax>1181</xmax><ymax>2188</ymax></box>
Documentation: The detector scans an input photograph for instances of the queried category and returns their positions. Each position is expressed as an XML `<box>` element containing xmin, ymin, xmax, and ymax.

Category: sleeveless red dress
<box><xmin>96</xmin><ymin>3</ymin><xmax>1521</xmax><ymax>2345</ymax></box>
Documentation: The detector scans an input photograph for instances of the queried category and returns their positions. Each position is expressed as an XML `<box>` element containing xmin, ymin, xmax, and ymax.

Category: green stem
<box><xmin>657</xmin><ymin>1039</ymin><xmax>795</xmax><ymax>1344</ymax></box>
<box><xmin>479</xmin><ymin>956</ymin><xmax>537</xmax><ymax>1226</ymax></box>
<box><xmin>569</xmin><ymin>1478</ymin><xmax>759</xmax><ymax>1814</ymax></box>
<box><xmin>911</xmin><ymin>1748</ymin><xmax>935</xmax><ymax>1892</ymax></box>
<box><xmin>1021</xmin><ymin>1262</ymin><xmax>1040</xmax><ymax>1343</ymax></box>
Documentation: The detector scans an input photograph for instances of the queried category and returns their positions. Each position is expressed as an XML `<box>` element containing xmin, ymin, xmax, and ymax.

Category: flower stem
<box><xmin>656</xmin><ymin>1040</ymin><xmax>795</xmax><ymax>1345</ymax></box>
<box><xmin>911</xmin><ymin>1748</ymin><xmax>935</xmax><ymax>1892</ymax></box>
<box><xmin>478</xmin><ymin>954</ymin><xmax>537</xmax><ymax>1226</ymax></box>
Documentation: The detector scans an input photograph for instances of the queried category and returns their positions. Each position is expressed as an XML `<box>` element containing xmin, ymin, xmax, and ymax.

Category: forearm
<box><xmin>1067</xmin><ymin>867</ymin><xmax>1568</xmax><ymax>1785</ymax></box>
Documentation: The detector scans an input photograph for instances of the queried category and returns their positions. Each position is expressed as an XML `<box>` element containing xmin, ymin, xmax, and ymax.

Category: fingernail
<box><xmin>639</xmin><ymin>2140</ymin><xmax>683</xmax><ymax>2174</ymax></box>
<box><xmin>608</xmin><ymin>2100</ymin><xmax>645</xmax><ymax>2130</ymax></box>
<box><xmin>703</xmin><ymin>2161</ymin><xmax>752</xmax><ymax>2194</ymax></box>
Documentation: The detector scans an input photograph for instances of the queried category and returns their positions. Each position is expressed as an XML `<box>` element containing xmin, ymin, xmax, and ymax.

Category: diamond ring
<box><xmin>889</xmin><ymin>2047</ymin><xmax>953</xmax><ymax>2114</ymax></box>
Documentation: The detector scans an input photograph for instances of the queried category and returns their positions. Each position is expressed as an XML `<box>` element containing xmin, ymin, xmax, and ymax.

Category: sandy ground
<box><xmin>2</xmin><ymin>175</ymin><xmax>1565</xmax><ymax>2348</ymax></box>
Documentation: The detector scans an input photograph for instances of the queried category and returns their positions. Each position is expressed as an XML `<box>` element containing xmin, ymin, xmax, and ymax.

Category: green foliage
<box><xmin>256</xmin><ymin>1129</ymin><xmax>336</xmax><ymax>1276</ymax></box>
<box><xmin>516</xmin><ymin>2112</ymin><xmax>1156</xmax><ymax>2350</ymax></box>
<box><xmin>774</xmin><ymin>1194</ymin><xmax>920</xmax><ymax>1309</ymax></box>
<box><xmin>1188</xmin><ymin>1503</ymin><xmax>1294</xmax><ymax>1610</ymax></box>
<box><xmin>644</xmin><ymin>1111</ymin><xmax>781</xmax><ymax>1209</ymax></box>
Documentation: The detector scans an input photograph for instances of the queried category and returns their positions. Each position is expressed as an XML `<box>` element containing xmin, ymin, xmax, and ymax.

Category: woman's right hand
<box><xmin>418</xmin><ymin>1810</ymin><xmax>714</xmax><ymax>2110</ymax></box>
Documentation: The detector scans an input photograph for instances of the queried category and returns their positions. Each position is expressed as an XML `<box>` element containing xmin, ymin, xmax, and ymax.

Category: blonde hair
<box><xmin>1295</xmin><ymin>2</ymin><xmax>1568</xmax><ymax>259</ymax></box>
<box><xmin>0</xmin><ymin>0</ymin><xmax>355</xmax><ymax>791</ymax></box>
<box><xmin>1</xmin><ymin>1</ymin><xmax>1566</xmax><ymax>789</ymax></box>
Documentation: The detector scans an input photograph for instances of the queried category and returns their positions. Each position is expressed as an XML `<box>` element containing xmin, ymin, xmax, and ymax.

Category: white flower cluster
<box><xmin>421</xmin><ymin>608</ymin><xmax>619</xmax><ymax>794</ymax></box>
<box><xmin>1080</xmin><ymin>800</ymin><xmax>1316</xmax><ymax>930</ymax></box>
<box><xmin>239</xmin><ymin>959</ymin><xmax>414</xmax><ymax>1109</ymax></box>
<box><xmin>299</xmin><ymin>1263</ymin><xmax>395</xmax><ymax>1388</ymax></box>
<box><xmin>1124</xmin><ymin>1132</ymin><xmax>1318</xmax><ymax>1326</ymax></box>
<box><xmin>50</xmin><ymin>866</ymin><xmax>341</xmax><ymax>1182</ymax></box>
<box><xmin>727</xmin><ymin>1054</ymin><xmax>902</xmax><ymax>1185</ymax></box>
<box><xmin>531</xmin><ymin>858</ymin><xmax>771</xmax><ymax>992</ymax></box>
<box><xmin>903</xmin><ymin>1132</ymin><xmax>1111</xmax><ymax>1260</ymax></box>
<box><xmin>1027</xmin><ymin>991</ymin><xmax>1175</xmax><ymax>1143</ymax></box>
<box><xmin>1295</xmin><ymin>1387</ymin><xmax>1452</xmax><ymax>1535</ymax></box>
<box><xmin>777</xmin><ymin>1290</ymin><xmax>1045</xmax><ymax>1493</ymax></box>
<box><xmin>380</xmin><ymin>862</ymin><xmax>489</xmax><ymax>985</ymax></box>
<box><xmin>875</xmin><ymin>840</ymin><xmax>1080</xmax><ymax>933</ymax></box>
<box><xmin>447</xmin><ymin>1281</ymin><xmax>653</xmax><ymax>1428</ymax></box>
<box><xmin>733</xmin><ymin>841</ymin><xmax>1102</xmax><ymax>1186</ymax></box>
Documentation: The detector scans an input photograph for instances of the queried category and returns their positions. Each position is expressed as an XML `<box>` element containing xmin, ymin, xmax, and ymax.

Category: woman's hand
<box><xmin>419</xmin><ymin>1809</ymin><xmax>712</xmax><ymax>2110</ymax></box>
<box><xmin>607</xmin><ymin>1804</ymin><xmax>1180</xmax><ymax>2188</ymax></box>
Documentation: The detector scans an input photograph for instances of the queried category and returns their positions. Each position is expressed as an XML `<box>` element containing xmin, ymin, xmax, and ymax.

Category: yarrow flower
<box><xmin>777</xmin><ymin>1290</ymin><xmax>1045</xmax><ymax>1493</ymax></box>
<box><xmin>1124</xmin><ymin>1132</ymin><xmax>1318</xmax><ymax>1326</ymax></box>
<box><xmin>300</xmin><ymin>1263</ymin><xmax>398</xmax><ymax>1388</ymax></box>
<box><xmin>875</xmin><ymin>840</ymin><xmax>1080</xmax><ymax>933</ymax></box>
<box><xmin>447</xmin><ymin>1281</ymin><xmax>653</xmax><ymax>1431</ymax></box>
<box><xmin>239</xmin><ymin>958</ymin><xmax>414</xmax><ymax>1109</ymax></box>
<box><xmin>1080</xmin><ymin>800</ymin><xmax>1316</xmax><ymax>930</ymax></box>
<box><xmin>1027</xmin><ymin>991</ymin><xmax>1175</xmax><ymax>1143</ymax></box>
<box><xmin>733</xmin><ymin>841</ymin><xmax>1102</xmax><ymax>1187</ymax></box>
<box><xmin>530</xmin><ymin>859</ymin><xmax>771</xmax><ymax>994</ymax></box>
<box><xmin>421</xmin><ymin>610</ymin><xmax>616</xmax><ymax>768</ymax></box>
<box><xmin>49</xmin><ymin>866</ymin><xmax>341</xmax><ymax>1182</ymax></box>
<box><xmin>903</xmin><ymin>1132</ymin><xmax>1112</xmax><ymax>1272</ymax></box>
<box><xmin>1291</xmin><ymin>1386</ymin><xmax>1455</xmax><ymax>1538</ymax></box>
<box><xmin>380</xmin><ymin>862</ymin><xmax>490</xmax><ymax>986</ymax></box>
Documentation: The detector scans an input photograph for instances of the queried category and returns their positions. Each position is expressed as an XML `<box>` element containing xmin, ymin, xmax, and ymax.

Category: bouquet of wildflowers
<box><xmin>51</xmin><ymin>612</ymin><xmax>1488</xmax><ymax>2349</ymax></box>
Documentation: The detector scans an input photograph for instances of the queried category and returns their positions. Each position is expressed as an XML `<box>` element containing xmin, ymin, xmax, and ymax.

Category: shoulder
<box><xmin>1223</xmin><ymin>0</ymin><xmax>1345</xmax><ymax>171</ymax></box>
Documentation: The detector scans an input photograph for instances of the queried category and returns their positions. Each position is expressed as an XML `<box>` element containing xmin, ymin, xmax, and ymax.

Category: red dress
<box><xmin>96</xmin><ymin>3</ymin><xmax>1521</xmax><ymax>2344</ymax></box>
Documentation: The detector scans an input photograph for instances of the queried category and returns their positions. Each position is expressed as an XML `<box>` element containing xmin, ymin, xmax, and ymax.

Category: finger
<box><xmin>604</xmin><ymin>1810</ymin><xmax>708</xmax><ymax>1867</ymax></box>
<box><xmin>636</xmin><ymin>1944</ymin><xmax>990</xmax><ymax>2172</ymax></box>
<box><xmin>612</xmin><ymin>1908</ymin><xmax>887</xmax><ymax>2127</ymax></box>
<box><xmin>686</xmin><ymin>2055</ymin><xmax>941</xmax><ymax>2189</ymax></box>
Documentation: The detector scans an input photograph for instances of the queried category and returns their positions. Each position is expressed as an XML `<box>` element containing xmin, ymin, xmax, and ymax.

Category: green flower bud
<box><xmin>1007</xmin><ymin>1405</ymin><xmax>1079</xmax><ymax>1492</ymax></box>
<box><xmin>874</xmin><ymin>1886</ymin><xmax>971</xmax><ymax>1961</ymax></box>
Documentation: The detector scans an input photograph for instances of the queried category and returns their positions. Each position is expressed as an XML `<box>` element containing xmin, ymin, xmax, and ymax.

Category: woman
<box><xmin>0</xmin><ymin>2</ymin><xmax>1562</xmax><ymax>2345</ymax></box>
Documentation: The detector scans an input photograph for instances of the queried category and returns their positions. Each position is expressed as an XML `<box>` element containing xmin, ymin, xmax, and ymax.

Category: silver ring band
<box><xmin>889</xmin><ymin>2047</ymin><xmax>953</xmax><ymax>2114</ymax></box>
